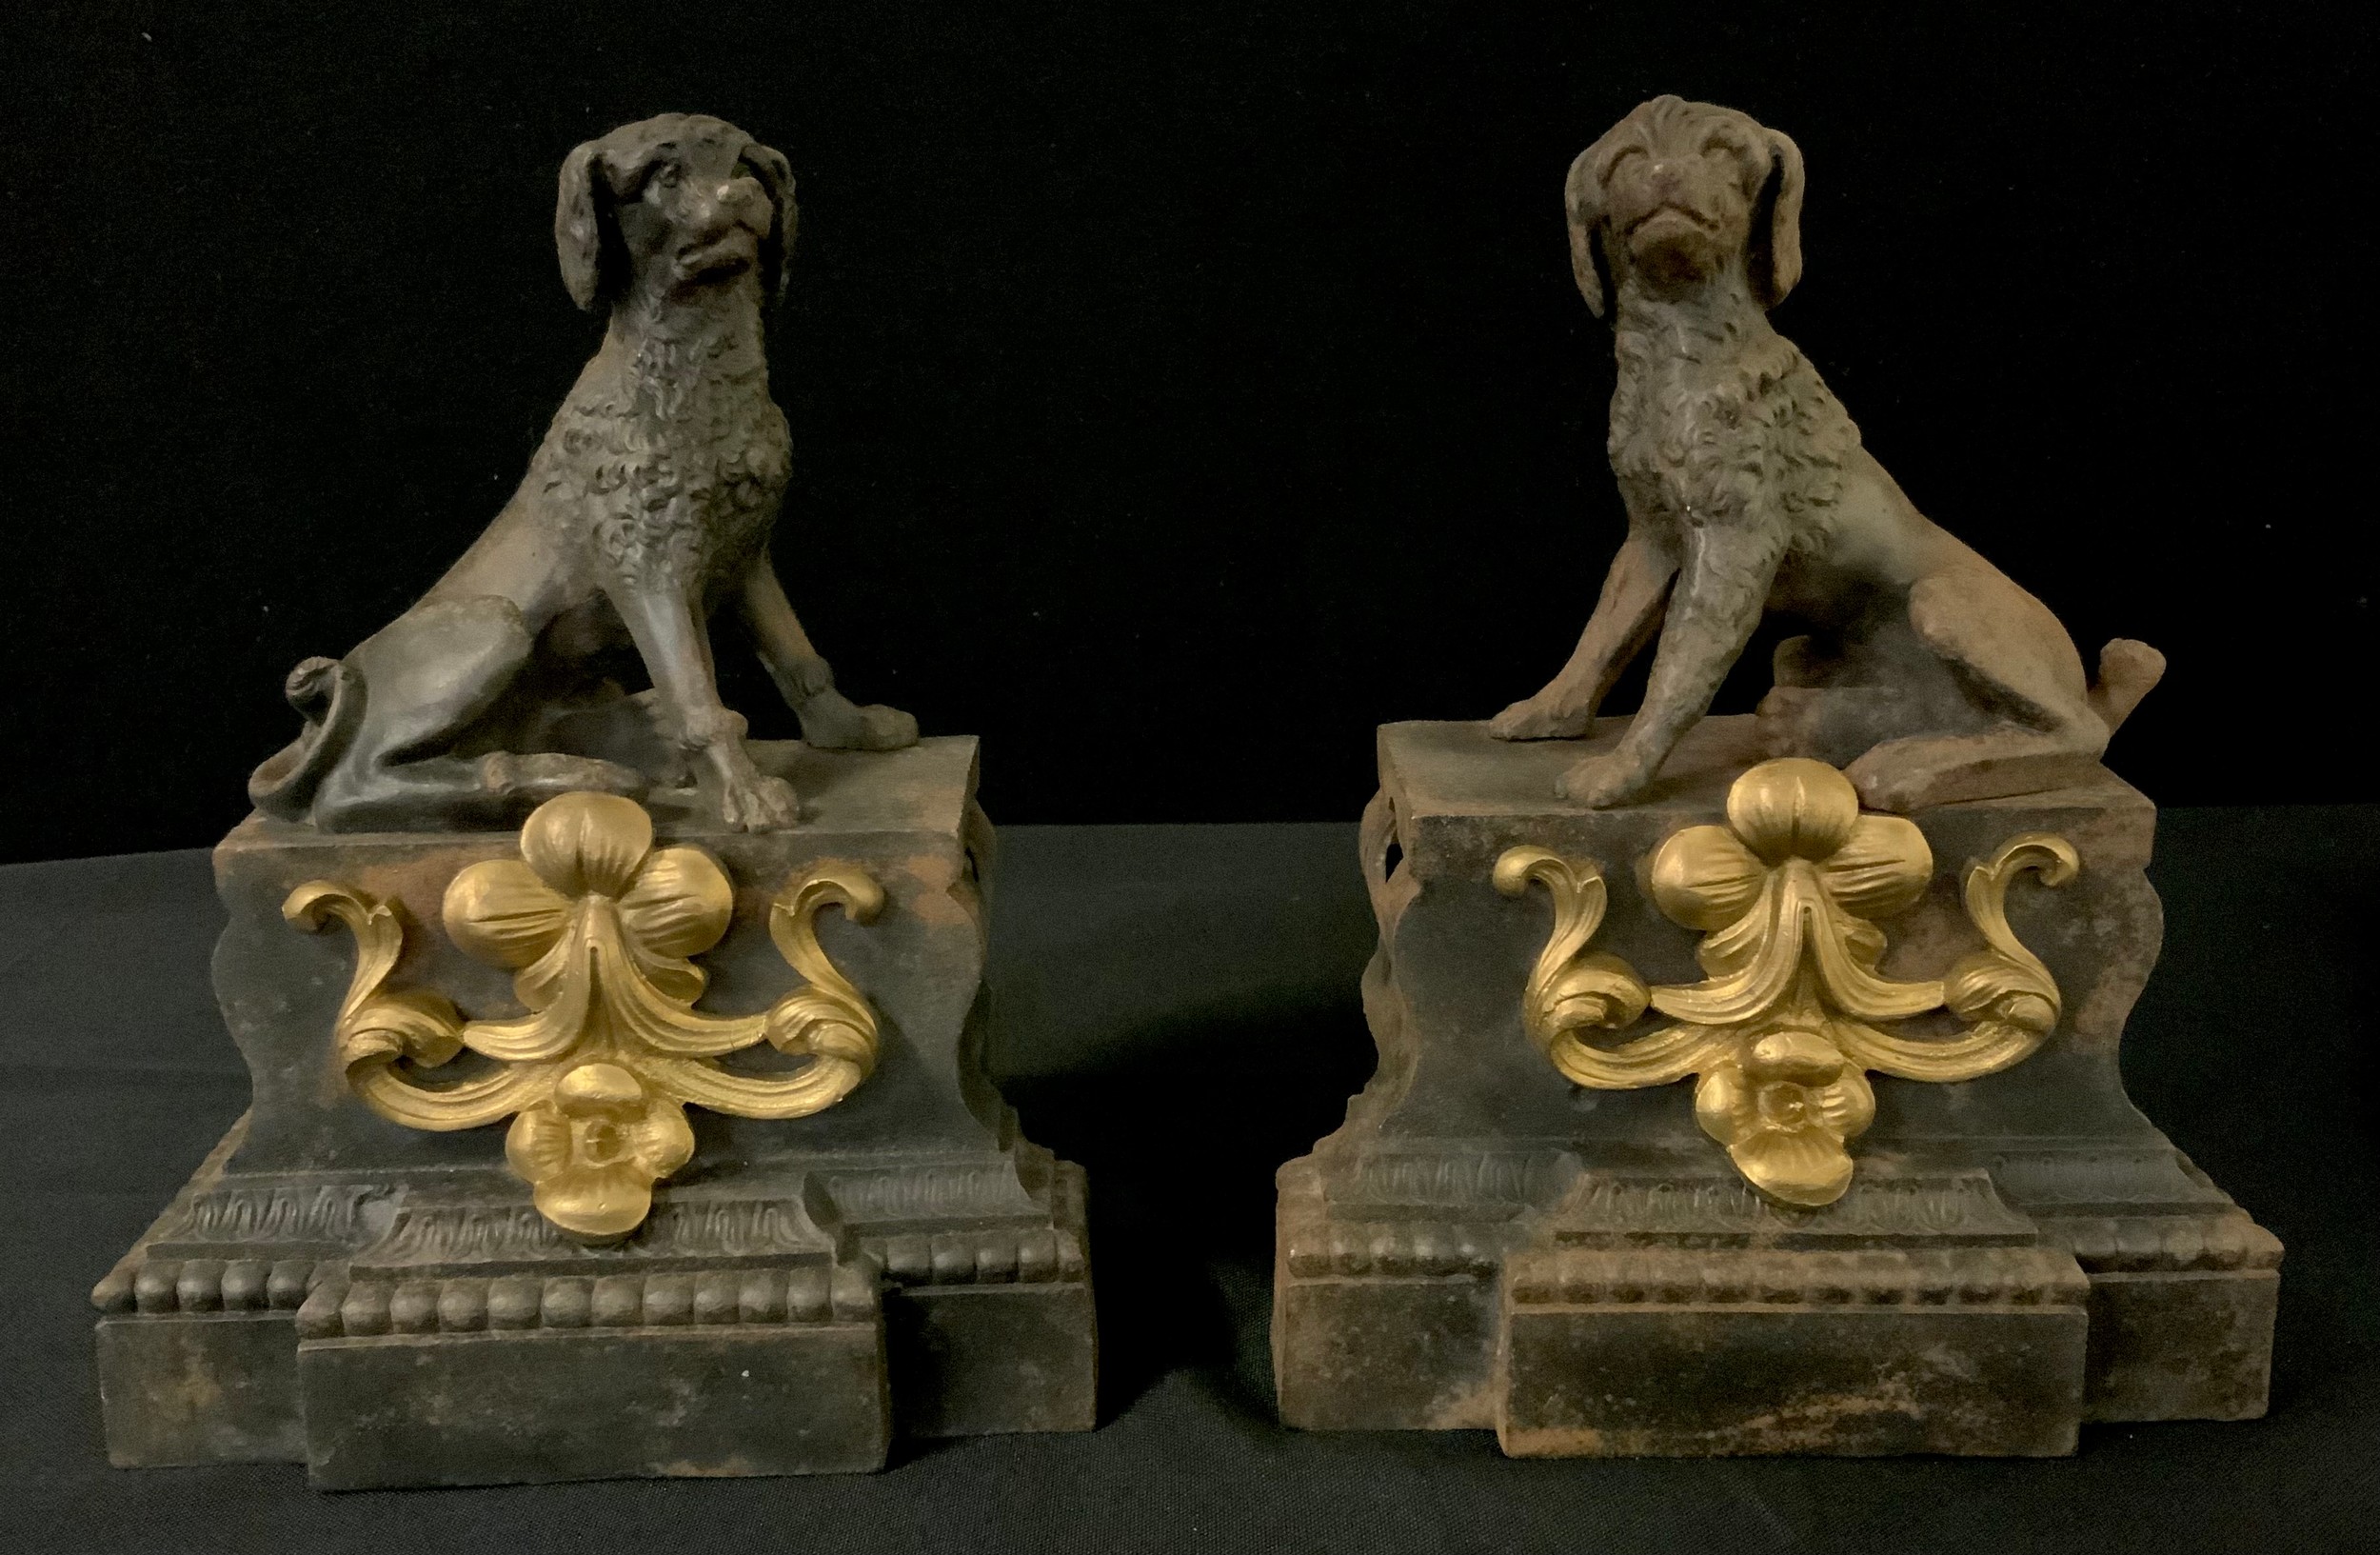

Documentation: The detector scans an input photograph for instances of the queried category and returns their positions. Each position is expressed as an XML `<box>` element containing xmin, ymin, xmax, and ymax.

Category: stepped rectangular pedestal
<box><xmin>94</xmin><ymin>738</ymin><xmax>1096</xmax><ymax>1486</ymax></box>
<box><xmin>1274</xmin><ymin>718</ymin><xmax>2278</xmax><ymax>1456</ymax></box>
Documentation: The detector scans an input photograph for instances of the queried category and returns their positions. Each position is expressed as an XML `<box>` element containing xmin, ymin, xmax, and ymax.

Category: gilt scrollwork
<box><xmin>287</xmin><ymin>790</ymin><xmax>884</xmax><ymax>1241</ymax></box>
<box><xmin>1495</xmin><ymin>757</ymin><xmax>2076</xmax><ymax>1208</ymax></box>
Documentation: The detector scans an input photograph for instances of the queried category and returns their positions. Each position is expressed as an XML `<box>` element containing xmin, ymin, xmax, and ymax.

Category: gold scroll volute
<box><xmin>287</xmin><ymin>790</ymin><xmax>884</xmax><ymax>1242</ymax></box>
<box><xmin>1497</xmin><ymin>757</ymin><xmax>2076</xmax><ymax>1208</ymax></box>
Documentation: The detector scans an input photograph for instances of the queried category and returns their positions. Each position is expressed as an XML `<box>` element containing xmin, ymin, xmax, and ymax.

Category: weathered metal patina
<box><xmin>91</xmin><ymin>113</ymin><xmax>1094</xmax><ymax>1487</ymax></box>
<box><xmin>1274</xmin><ymin>717</ymin><xmax>2279</xmax><ymax>1456</ymax></box>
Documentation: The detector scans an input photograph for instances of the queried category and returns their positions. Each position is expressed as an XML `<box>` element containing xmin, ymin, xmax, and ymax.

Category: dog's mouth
<box><xmin>673</xmin><ymin>230</ymin><xmax>760</xmax><ymax>280</ymax></box>
<box><xmin>1625</xmin><ymin>202</ymin><xmax>1717</xmax><ymax>237</ymax></box>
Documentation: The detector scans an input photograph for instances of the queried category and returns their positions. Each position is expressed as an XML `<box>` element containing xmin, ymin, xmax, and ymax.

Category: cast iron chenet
<box><xmin>92</xmin><ymin>114</ymin><xmax>1094</xmax><ymax>1486</ymax></box>
<box><xmin>1275</xmin><ymin>97</ymin><xmax>2278</xmax><ymax>1457</ymax></box>
<box><xmin>86</xmin><ymin>92</ymin><xmax>2278</xmax><ymax>1479</ymax></box>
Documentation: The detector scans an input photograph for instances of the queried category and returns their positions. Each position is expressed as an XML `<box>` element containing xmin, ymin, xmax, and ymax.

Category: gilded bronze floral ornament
<box><xmin>1495</xmin><ymin>757</ymin><xmax>2076</xmax><ymax>1207</ymax></box>
<box><xmin>287</xmin><ymin>790</ymin><xmax>885</xmax><ymax>1240</ymax></box>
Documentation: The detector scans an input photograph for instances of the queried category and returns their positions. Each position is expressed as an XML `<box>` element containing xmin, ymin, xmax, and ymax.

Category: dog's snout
<box><xmin>695</xmin><ymin>175</ymin><xmax>770</xmax><ymax>234</ymax></box>
<box><xmin>661</xmin><ymin>168</ymin><xmax>772</xmax><ymax>282</ymax></box>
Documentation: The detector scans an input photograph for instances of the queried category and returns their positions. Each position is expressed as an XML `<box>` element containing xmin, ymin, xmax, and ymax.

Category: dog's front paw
<box><xmin>1490</xmin><ymin>694</ymin><xmax>1596</xmax><ymax>742</ymax></box>
<box><xmin>1843</xmin><ymin>749</ymin><xmax>1930</xmax><ymax>814</ymax></box>
<box><xmin>715</xmin><ymin>769</ymin><xmax>803</xmax><ymax>832</ymax></box>
<box><xmin>850</xmin><ymin>703</ymin><xmax>919</xmax><ymax>750</ymax></box>
<box><xmin>800</xmin><ymin>688</ymin><xmax>920</xmax><ymax>752</ymax></box>
<box><xmin>1556</xmin><ymin>751</ymin><xmax>1652</xmax><ymax>808</ymax></box>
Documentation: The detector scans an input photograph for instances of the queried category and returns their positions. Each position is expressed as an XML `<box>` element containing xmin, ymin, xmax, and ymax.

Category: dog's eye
<box><xmin>650</xmin><ymin>164</ymin><xmax>683</xmax><ymax>191</ymax></box>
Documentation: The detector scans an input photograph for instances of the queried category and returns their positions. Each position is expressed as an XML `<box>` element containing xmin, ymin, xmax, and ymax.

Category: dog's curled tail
<box><xmin>248</xmin><ymin>656</ymin><xmax>363</xmax><ymax>822</ymax></box>
<box><xmin>2088</xmin><ymin>639</ymin><xmax>2166</xmax><ymax>732</ymax></box>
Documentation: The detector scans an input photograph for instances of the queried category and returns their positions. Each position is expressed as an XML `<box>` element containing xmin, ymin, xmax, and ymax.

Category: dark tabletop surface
<box><xmin>3</xmin><ymin>811</ymin><xmax>2376</xmax><ymax>1554</ymax></box>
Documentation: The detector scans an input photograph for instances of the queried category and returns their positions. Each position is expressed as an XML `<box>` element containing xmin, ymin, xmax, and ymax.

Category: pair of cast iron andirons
<box><xmin>91</xmin><ymin>101</ymin><xmax>2277</xmax><ymax>1486</ymax></box>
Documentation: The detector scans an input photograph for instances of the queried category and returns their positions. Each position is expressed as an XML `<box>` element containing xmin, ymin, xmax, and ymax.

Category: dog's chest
<box><xmin>554</xmin><ymin>356</ymin><xmax>792</xmax><ymax>587</ymax></box>
<box><xmin>1608</xmin><ymin>357</ymin><xmax>1778</xmax><ymax>526</ymax></box>
<box><xmin>1606</xmin><ymin>338</ymin><xmax>1849</xmax><ymax>533</ymax></box>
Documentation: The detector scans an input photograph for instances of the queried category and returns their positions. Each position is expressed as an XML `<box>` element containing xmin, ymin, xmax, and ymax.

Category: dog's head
<box><xmin>1564</xmin><ymin>96</ymin><xmax>1804</xmax><ymax>319</ymax></box>
<box><xmin>554</xmin><ymin>113</ymin><xmax>797</xmax><ymax>311</ymax></box>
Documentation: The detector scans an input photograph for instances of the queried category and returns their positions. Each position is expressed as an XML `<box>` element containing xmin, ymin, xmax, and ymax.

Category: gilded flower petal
<box><xmin>533</xmin><ymin>1161</ymin><xmax>655</xmax><ymax>1242</ymax></box>
<box><xmin>504</xmin><ymin>1100</ymin><xmax>574</xmax><ymax>1185</ymax></box>
<box><xmin>1730</xmin><ymin>1122</ymin><xmax>1855</xmax><ymax>1207</ymax></box>
<box><xmin>620</xmin><ymin>846</ymin><xmax>734</xmax><ymax>959</ymax></box>
<box><xmin>504</xmin><ymin>1066</ymin><xmax>687</xmax><ymax>1241</ymax></box>
<box><xmin>443</xmin><ymin>858</ymin><xmax>571</xmax><ymax>969</ymax></box>
<box><xmin>627</xmin><ymin>1098</ymin><xmax>696</xmax><ymax>1180</ymax></box>
<box><xmin>1693</xmin><ymin>1061</ymin><xmax>1754</xmax><ymax>1144</ymax></box>
<box><xmin>1724</xmin><ymin>757</ymin><xmax>1859</xmax><ymax>864</ymax></box>
<box><xmin>1817</xmin><ymin>813</ymin><xmax>1933</xmax><ymax>919</ymax></box>
<box><xmin>1812</xmin><ymin>1068</ymin><xmax>1876</xmax><ymax>1140</ymax></box>
<box><xmin>1649</xmin><ymin>824</ymin><xmax>1767</xmax><ymax>930</ymax></box>
<box><xmin>520</xmin><ymin>790</ymin><xmax>652</xmax><ymax>898</ymax></box>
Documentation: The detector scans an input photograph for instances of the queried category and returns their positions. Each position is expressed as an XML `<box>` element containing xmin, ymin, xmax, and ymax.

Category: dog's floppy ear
<box><xmin>739</xmin><ymin>140</ymin><xmax>798</xmax><ymax>306</ymax></box>
<box><xmin>1746</xmin><ymin>127</ymin><xmax>1805</xmax><ymax>309</ymax></box>
<box><xmin>1564</xmin><ymin>143</ymin><xmax>1612</xmax><ymax>320</ymax></box>
<box><xmin>555</xmin><ymin>139</ymin><xmax>611</xmax><ymax>311</ymax></box>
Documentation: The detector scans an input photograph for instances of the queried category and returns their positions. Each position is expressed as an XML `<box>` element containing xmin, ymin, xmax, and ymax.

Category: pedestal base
<box><xmin>1274</xmin><ymin>720</ymin><xmax>2279</xmax><ymax>1456</ymax></box>
<box><xmin>1497</xmin><ymin>1245</ymin><xmax>2088</xmax><ymax>1457</ymax></box>
<box><xmin>301</xmin><ymin>1323</ymin><xmax>889</xmax><ymax>1486</ymax></box>
<box><xmin>94</xmin><ymin>739</ymin><xmax>1096</xmax><ymax>1485</ymax></box>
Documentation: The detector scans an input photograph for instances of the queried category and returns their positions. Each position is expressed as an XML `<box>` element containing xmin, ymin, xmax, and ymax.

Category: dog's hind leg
<box><xmin>1844</xmin><ymin>727</ymin><xmax>2110</xmax><ymax>811</ymax></box>
<box><xmin>1843</xmin><ymin>569</ymin><xmax>2109</xmax><ymax>810</ymax></box>
<box><xmin>1756</xmin><ymin>619</ymin><xmax>1987</xmax><ymax>768</ymax></box>
<box><xmin>307</xmin><ymin>597</ymin><xmax>641</xmax><ymax>829</ymax></box>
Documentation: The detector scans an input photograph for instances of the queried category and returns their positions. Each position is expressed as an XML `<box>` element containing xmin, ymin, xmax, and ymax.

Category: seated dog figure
<box><xmin>1491</xmin><ymin>95</ymin><xmax>2162</xmax><ymax>811</ymax></box>
<box><xmin>250</xmin><ymin>113</ymin><xmax>915</xmax><ymax>833</ymax></box>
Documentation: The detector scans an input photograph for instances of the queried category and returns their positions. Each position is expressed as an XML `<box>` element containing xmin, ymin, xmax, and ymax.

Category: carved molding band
<box><xmin>1505</xmin><ymin>1246</ymin><xmax>2091</xmax><ymax>1309</ymax></box>
<box><xmin>93</xmin><ymin>1256</ymin><xmax>330</xmax><ymax>1316</ymax></box>
<box><xmin>297</xmin><ymin>1263</ymin><xmax>881</xmax><ymax>1339</ymax></box>
<box><xmin>288</xmin><ymin>790</ymin><xmax>884</xmax><ymax>1242</ymax></box>
<box><xmin>1279</xmin><ymin>1217</ymin><xmax>1510</xmax><ymax>1281</ymax></box>
<box><xmin>864</xmin><ymin>1227</ymin><xmax>1090</xmax><ymax>1287</ymax></box>
<box><xmin>1496</xmin><ymin>757</ymin><xmax>2075</xmax><ymax>1209</ymax></box>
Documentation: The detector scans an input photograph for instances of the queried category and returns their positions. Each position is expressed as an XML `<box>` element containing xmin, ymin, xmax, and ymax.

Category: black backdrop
<box><xmin>6</xmin><ymin>0</ymin><xmax>2374</xmax><ymax>864</ymax></box>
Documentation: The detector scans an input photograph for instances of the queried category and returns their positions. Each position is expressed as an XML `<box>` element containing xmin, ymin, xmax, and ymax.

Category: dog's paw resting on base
<box><xmin>798</xmin><ymin>688</ymin><xmax>921</xmax><ymax>753</ymax></box>
<box><xmin>1556</xmin><ymin>750</ymin><xmax>1656</xmax><ymax>809</ymax></box>
<box><xmin>703</xmin><ymin>766</ymin><xmax>804</xmax><ymax>833</ymax></box>
<box><xmin>1490</xmin><ymin>693</ymin><xmax>1598</xmax><ymax>744</ymax></box>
